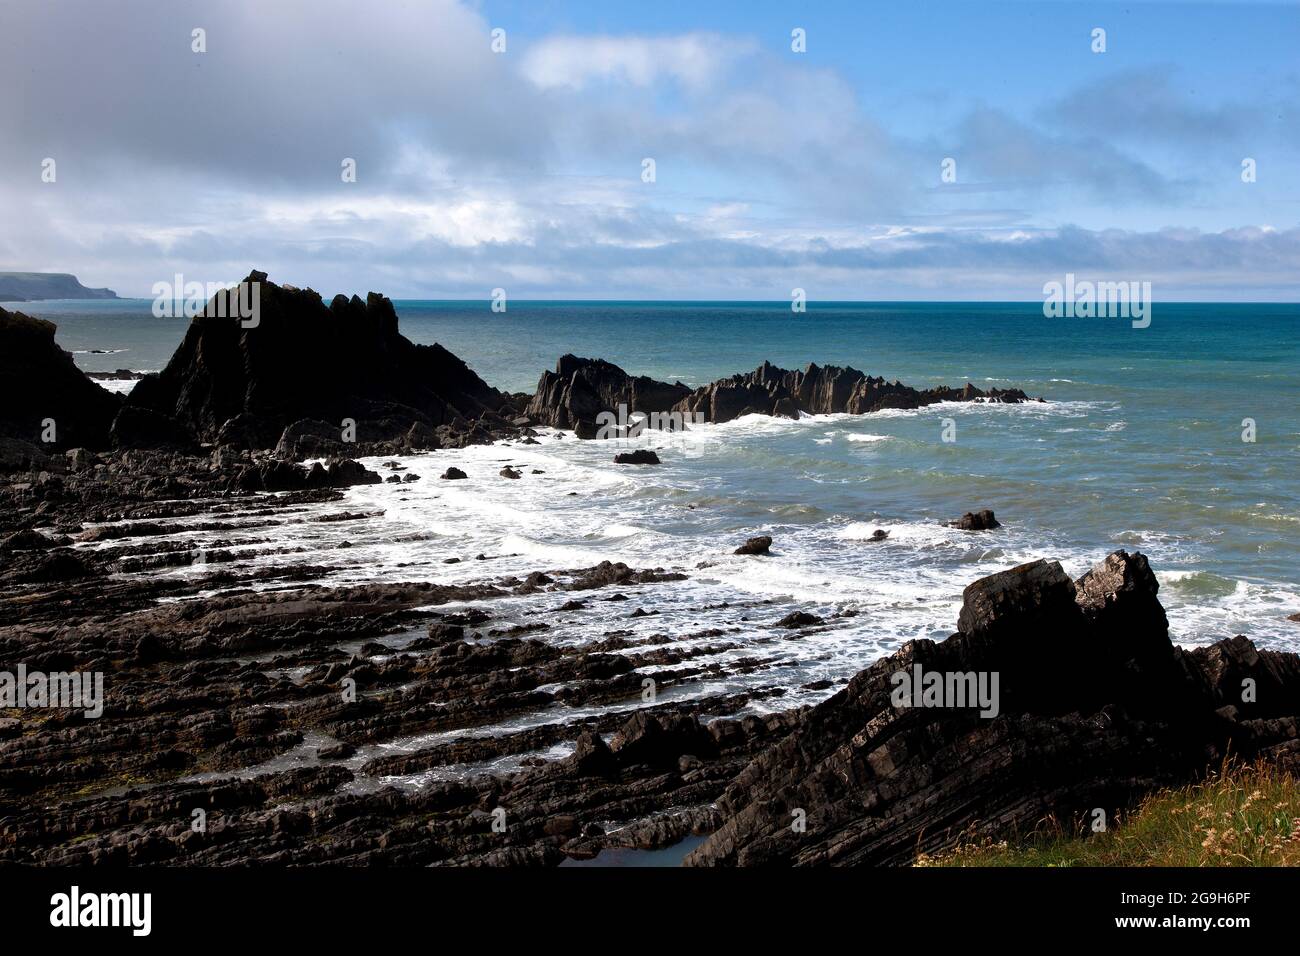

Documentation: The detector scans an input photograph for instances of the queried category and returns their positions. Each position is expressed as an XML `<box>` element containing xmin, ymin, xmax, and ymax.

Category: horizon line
<box><xmin>38</xmin><ymin>296</ymin><xmax>1300</xmax><ymax>307</ymax></box>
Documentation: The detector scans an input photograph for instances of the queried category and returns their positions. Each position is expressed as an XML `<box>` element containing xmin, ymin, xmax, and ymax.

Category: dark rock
<box><xmin>774</xmin><ymin>611</ymin><xmax>823</xmax><ymax>629</ymax></box>
<box><xmin>110</xmin><ymin>406</ymin><xmax>199</xmax><ymax>452</ymax></box>
<box><xmin>64</xmin><ymin>448</ymin><xmax>100</xmax><ymax>472</ymax></box>
<box><xmin>0</xmin><ymin>530</ymin><xmax>62</xmax><ymax>551</ymax></box>
<box><xmin>949</xmin><ymin>509</ymin><xmax>1001</xmax><ymax>531</ymax></box>
<box><xmin>734</xmin><ymin>535</ymin><xmax>772</xmax><ymax>556</ymax></box>
<box><xmin>956</xmin><ymin>558</ymin><xmax>1077</xmax><ymax>639</ymax></box>
<box><xmin>499</xmin><ymin>466</ymin><xmax>522</xmax><ymax>479</ymax></box>
<box><xmin>609</xmin><ymin>712</ymin><xmax>717</xmax><ymax>768</ymax></box>
<box><xmin>567</xmin><ymin>731</ymin><xmax>617</xmax><ymax>776</ymax></box>
<box><xmin>9</xmin><ymin>548</ymin><xmax>94</xmax><ymax>584</ymax></box>
<box><xmin>327</xmin><ymin>459</ymin><xmax>381</xmax><ymax>488</ymax></box>
<box><xmin>0</xmin><ymin>306</ymin><xmax>121</xmax><ymax>451</ymax></box>
<box><xmin>526</xmin><ymin>355</ymin><xmax>691</xmax><ymax>431</ymax></box>
<box><xmin>613</xmin><ymin>450</ymin><xmax>660</xmax><ymax>465</ymax></box>
<box><xmin>427</xmin><ymin>623</ymin><xmax>465</xmax><ymax>643</ymax></box>
<box><xmin>274</xmin><ymin>419</ymin><xmax>348</xmax><ymax>461</ymax></box>
<box><xmin>123</xmin><ymin>272</ymin><xmax>508</xmax><ymax>449</ymax></box>
<box><xmin>405</xmin><ymin>421</ymin><xmax>441</xmax><ymax>451</ymax></box>
<box><xmin>675</xmin><ymin>361</ymin><xmax>1031</xmax><ymax>425</ymax></box>
<box><xmin>0</xmin><ymin>437</ymin><xmax>48</xmax><ymax>473</ymax></box>
<box><xmin>440</xmin><ymin>468</ymin><xmax>468</xmax><ymax>480</ymax></box>
<box><xmin>318</xmin><ymin>742</ymin><xmax>356</xmax><ymax>761</ymax></box>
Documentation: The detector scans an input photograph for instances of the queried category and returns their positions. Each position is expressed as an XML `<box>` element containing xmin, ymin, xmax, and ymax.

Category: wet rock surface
<box><xmin>0</xmin><ymin>444</ymin><xmax>811</xmax><ymax>865</ymax></box>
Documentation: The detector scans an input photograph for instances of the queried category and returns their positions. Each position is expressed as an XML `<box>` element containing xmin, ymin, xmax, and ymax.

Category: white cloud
<box><xmin>0</xmin><ymin>0</ymin><xmax>1294</xmax><ymax>301</ymax></box>
<box><xmin>520</xmin><ymin>33</ymin><xmax>753</xmax><ymax>91</ymax></box>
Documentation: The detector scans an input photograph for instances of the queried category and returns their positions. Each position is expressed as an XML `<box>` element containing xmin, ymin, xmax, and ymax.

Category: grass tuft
<box><xmin>917</xmin><ymin>759</ymin><xmax>1300</xmax><ymax>867</ymax></box>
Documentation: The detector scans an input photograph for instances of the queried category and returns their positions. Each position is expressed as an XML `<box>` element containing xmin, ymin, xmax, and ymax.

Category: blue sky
<box><xmin>1</xmin><ymin>0</ymin><xmax>1298</xmax><ymax>299</ymax></box>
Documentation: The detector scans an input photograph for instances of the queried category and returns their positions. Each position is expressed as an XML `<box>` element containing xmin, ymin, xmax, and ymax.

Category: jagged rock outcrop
<box><xmin>525</xmin><ymin>356</ymin><xmax>1033</xmax><ymax>433</ymax></box>
<box><xmin>0</xmin><ymin>306</ymin><xmax>122</xmax><ymax>451</ymax></box>
<box><xmin>675</xmin><ymin>361</ymin><xmax>1032</xmax><ymax>424</ymax></box>
<box><xmin>685</xmin><ymin>550</ymin><xmax>1300</xmax><ymax>866</ymax></box>
<box><xmin>124</xmin><ymin>272</ymin><xmax>514</xmax><ymax>451</ymax></box>
<box><xmin>525</xmin><ymin>355</ymin><xmax>692</xmax><ymax>431</ymax></box>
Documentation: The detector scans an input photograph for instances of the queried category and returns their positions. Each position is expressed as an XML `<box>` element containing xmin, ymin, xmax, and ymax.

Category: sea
<box><xmin>22</xmin><ymin>298</ymin><xmax>1300</xmax><ymax>686</ymax></box>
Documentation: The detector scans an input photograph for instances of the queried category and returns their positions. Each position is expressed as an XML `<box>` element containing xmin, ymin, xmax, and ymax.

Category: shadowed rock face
<box><xmin>0</xmin><ymin>306</ymin><xmax>122</xmax><ymax>451</ymax></box>
<box><xmin>124</xmin><ymin>272</ymin><xmax>510</xmax><ymax>450</ymax></box>
<box><xmin>685</xmin><ymin>550</ymin><xmax>1300</xmax><ymax>867</ymax></box>
<box><xmin>526</xmin><ymin>355</ymin><xmax>693</xmax><ymax>430</ymax></box>
<box><xmin>526</xmin><ymin>355</ymin><xmax>1033</xmax><ymax>432</ymax></box>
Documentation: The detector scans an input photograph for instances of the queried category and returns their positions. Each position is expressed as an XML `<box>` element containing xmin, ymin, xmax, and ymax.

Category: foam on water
<box><xmin>47</xmin><ymin>300</ymin><xmax>1299</xmax><ymax>673</ymax></box>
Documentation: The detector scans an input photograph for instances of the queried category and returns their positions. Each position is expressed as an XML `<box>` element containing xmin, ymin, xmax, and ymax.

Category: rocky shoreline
<box><xmin>2</xmin><ymin>273</ymin><xmax>1296</xmax><ymax>867</ymax></box>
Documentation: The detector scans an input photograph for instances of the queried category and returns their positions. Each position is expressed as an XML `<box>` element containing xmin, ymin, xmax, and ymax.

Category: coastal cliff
<box><xmin>0</xmin><ymin>272</ymin><xmax>117</xmax><ymax>302</ymax></box>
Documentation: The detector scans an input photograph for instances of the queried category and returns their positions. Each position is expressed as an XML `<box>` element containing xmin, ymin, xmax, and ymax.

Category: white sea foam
<box><xmin>845</xmin><ymin>433</ymin><xmax>891</xmax><ymax>444</ymax></box>
<box><xmin>93</xmin><ymin>378</ymin><xmax>140</xmax><ymax>394</ymax></box>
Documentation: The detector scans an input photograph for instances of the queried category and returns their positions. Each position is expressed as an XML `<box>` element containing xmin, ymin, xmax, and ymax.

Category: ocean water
<box><xmin>28</xmin><ymin>299</ymin><xmax>1300</xmax><ymax>667</ymax></box>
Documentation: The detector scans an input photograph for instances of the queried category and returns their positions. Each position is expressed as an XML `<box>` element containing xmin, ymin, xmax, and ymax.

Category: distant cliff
<box><xmin>0</xmin><ymin>272</ymin><xmax>118</xmax><ymax>302</ymax></box>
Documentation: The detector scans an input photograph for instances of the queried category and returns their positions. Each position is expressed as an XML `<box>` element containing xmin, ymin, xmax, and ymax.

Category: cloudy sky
<box><xmin>2</xmin><ymin>0</ymin><xmax>1298</xmax><ymax>299</ymax></box>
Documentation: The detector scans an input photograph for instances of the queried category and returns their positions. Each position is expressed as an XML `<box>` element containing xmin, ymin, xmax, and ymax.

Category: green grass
<box><xmin>918</xmin><ymin>760</ymin><xmax>1300</xmax><ymax>867</ymax></box>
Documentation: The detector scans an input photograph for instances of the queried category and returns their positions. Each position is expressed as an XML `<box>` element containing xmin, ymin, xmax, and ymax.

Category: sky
<box><xmin>1</xmin><ymin>0</ymin><xmax>1298</xmax><ymax>300</ymax></box>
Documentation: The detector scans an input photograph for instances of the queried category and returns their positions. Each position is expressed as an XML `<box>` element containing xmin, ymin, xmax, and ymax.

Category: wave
<box><xmin>845</xmin><ymin>433</ymin><xmax>891</xmax><ymax>444</ymax></box>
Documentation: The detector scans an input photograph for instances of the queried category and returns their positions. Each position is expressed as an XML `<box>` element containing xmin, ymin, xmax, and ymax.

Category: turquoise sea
<box><xmin>24</xmin><ymin>298</ymin><xmax>1300</xmax><ymax>654</ymax></box>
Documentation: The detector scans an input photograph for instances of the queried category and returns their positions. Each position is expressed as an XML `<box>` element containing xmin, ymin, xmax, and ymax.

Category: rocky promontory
<box><xmin>526</xmin><ymin>354</ymin><xmax>1035</xmax><ymax>436</ymax></box>
<box><xmin>0</xmin><ymin>272</ymin><xmax>118</xmax><ymax>302</ymax></box>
